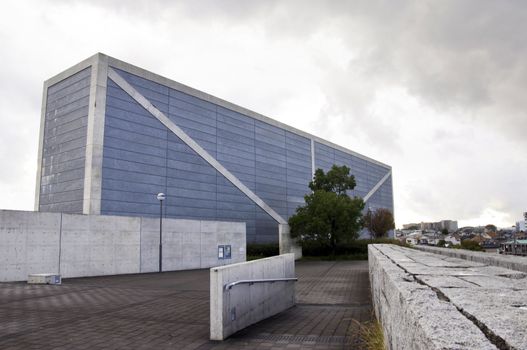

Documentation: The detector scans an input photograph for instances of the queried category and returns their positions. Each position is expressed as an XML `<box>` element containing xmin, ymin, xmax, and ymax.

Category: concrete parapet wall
<box><xmin>60</xmin><ymin>214</ymin><xmax>141</xmax><ymax>278</ymax></box>
<box><xmin>370</xmin><ymin>244</ymin><xmax>527</xmax><ymax>349</ymax></box>
<box><xmin>0</xmin><ymin>211</ymin><xmax>61</xmax><ymax>282</ymax></box>
<box><xmin>370</xmin><ymin>245</ymin><xmax>497</xmax><ymax>350</ymax></box>
<box><xmin>0</xmin><ymin>210</ymin><xmax>245</xmax><ymax>281</ymax></box>
<box><xmin>210</xmin><ymin>253</ymin><xmax>295</xmax><ymax>340</ymax></box>
<box><xmin>414</xmin><ymin>245</ymin><xmax>527</xmax><ymax>273</ymax></box>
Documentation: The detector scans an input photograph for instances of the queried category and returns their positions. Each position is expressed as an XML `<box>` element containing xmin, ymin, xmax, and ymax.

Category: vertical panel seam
<box><xmin>58</xmin><ymin>213</ymin><xmax>63</xmax><ymax>275</ymax></box>
<box><xmin>310</xmin><ymin>139</ymin><xmax>315</xmax><ymax>177</ymax></box>
<box><xmin>164</xmin><ymin>90</ymin><xmax>169</xmax><ymax>219</ymax></box>
<box><xmin>139</xmin><ymin>216</ymin><xmax>142</xmax><ymax>273</ymax></box>
<box><xmin>200</xmin><ymin>221</ymin><xmax>203</xmax><ymax>268</ymax></box>
<box><xmin>284</xmin><ymin>132</ymin><xmax>288</xmax><ymax>221</ymax></box>
<box><xmin>253</xmin><ymin>113</ymin><xmax>257</xmax><ymax>241</ymax></box>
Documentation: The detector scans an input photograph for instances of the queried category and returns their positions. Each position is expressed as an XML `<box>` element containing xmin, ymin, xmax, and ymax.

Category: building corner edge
<box><xmin>34</xmin><ymin>80</ymin><xmax>49</xmax><ymax>211</ymax></box>
<box><xmin>83</xmin><ymin>53</ymin><xmax>108</xmax><ymax>215</ymax></box>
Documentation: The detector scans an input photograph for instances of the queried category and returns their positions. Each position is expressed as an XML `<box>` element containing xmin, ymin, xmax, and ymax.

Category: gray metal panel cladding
<box><xmin>102</xmin><ymin>70</ymin><xmax>285</xmax><ymax>243</ymax></box>
<box><xmin>101</xmin><ymin>66</ymin><xmax>393</xmax><ymax>242</ymax></box>
<box><xmin>40</xmin><ymin>67</ymin><xmax>91</xmax><ymax>213</ymax></box>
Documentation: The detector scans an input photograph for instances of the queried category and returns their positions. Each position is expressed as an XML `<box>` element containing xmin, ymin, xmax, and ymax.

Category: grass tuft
<box><xmin>352</xmin><ymin>318</ymin><xmax>385</xmax><ymax>350</ymax></box>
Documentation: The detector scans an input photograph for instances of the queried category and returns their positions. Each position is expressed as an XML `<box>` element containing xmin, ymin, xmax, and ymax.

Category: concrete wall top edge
<box><xmin>368</xmin><ymin>244</ymin><xmax>500</xmax><ymax>350</ymax></box>
<box><xmin>211</xmin><ymin>253</ymin><xmax>294</xmax><ymax>272</ymax></box>
<box><xmin>43</xmin><ymin>53</ymin><xmax>100</xmax><ymax>89</ymax></box>
<box><xmin>1</xmin><ymin>209</ymin><xmax>245</xmax><ymax>228</ymax></box>
<box><xmin>414</xmin><ymin>245</ymin><xmax>527</xmax><ymax>273</ymax></box>
<box><xmin>98</xmin><ymin>53</ymin><xmax>390</xmax><ymax>170</ymax></box>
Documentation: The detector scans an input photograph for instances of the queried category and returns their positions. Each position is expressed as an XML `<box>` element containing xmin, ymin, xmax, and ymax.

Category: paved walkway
<box><xmin>0</xmin><ymin>261</ymin><xmax>372</xmax><ymax>349</ymax></box>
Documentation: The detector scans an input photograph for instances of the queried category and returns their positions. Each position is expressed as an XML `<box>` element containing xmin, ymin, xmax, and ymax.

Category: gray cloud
<box><xmin>114</xmin><ymin>0</ymin><xmax>527</xmax><ymax>151</ymax></box>
<box><xmin>329</xmin><ymin>0</ymin><xmax>527</xmax><ymax>141</ymax></box>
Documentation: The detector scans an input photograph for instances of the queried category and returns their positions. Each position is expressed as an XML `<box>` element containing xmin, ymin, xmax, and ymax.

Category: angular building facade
<box><xmin>35</xmin><ymin>53</ymin><xmax>393</xmax><ymax>243</ymax></box>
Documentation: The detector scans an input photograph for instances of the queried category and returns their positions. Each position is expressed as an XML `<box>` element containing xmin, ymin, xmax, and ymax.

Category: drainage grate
<box><xmin>238</xmin><ymin>333</ymin><xmax>350</xmax><ymax>344</ymax></box>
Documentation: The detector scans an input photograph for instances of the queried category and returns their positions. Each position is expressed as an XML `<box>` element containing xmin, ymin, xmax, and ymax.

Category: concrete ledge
<box><xmin>369</xmin><ymin>244</ymin><xmax>498</xmax><ymax>350</ymax></box>
<box><xmin>414</xmin><ymin>245</ymin><xmax>527</xmax><ymax>273</ymax></box>
<box><xmin>210</xmin><ymin>253</ymin><xmax>296</xmax><ymax>340</ymax></box>
<box><xmin>371</xmin><ymin>244</ymin><xmax>527</xmax><ymax>349</ymax></box>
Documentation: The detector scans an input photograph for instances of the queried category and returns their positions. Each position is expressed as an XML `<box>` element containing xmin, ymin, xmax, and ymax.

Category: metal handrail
<box><xmin>224</xmin><ymin>277</ymin><xmax>298</xmax><ymax>291</ymax></box>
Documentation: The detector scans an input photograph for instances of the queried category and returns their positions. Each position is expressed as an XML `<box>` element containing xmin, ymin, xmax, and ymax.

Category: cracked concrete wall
<box><xmin>369</xmin><ymin>244</ymin><xmax>527</xmax><ymax>349</ymax></box>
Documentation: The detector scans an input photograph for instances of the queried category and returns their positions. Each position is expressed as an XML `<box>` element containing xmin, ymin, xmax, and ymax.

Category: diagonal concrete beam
<box><xmin>363</xmin><ymin>170</ymin><xmax>392</xmax><ymax>203</ymax></box>
<box><xmin>108</xmin><ymin>68</ymin><xmax>287</xmax><ymax>225</ymax></box>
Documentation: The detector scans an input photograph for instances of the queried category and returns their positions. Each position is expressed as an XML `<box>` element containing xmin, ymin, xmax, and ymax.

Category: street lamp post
<box><xmin>513</xmin><ymin>229</ymin><xmax>517</xmax><ymax>256</ymax></box>
<box><xmin>157</xmin><ymin>193</ymin><xmax>166</xmax><ymax>272</ymax></box>
<box><xmin>368</xmin><ymin>206</ymin><xmax>373</xmax><ymax>240</ymax></box>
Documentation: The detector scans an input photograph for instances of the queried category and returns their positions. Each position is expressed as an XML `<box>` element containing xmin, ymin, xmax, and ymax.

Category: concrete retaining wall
<box><xmin>0</xmin><ymin>211</ymin><xmax>61</xmax><ymax>282</ymax></box>
<box><xmin>369</xmin><ymin>244</ymin><xmax>496</xmax><ymax>350</ymax></box>
<box><xmin>414</xmin><ymin>245</ymin><xmax>527</xmax><ymax>273</ymax></box>
<box><xmin>60</xmin><ymin>214</ymin><xmax>142</xmax><ymax>278</ymax></box>
<box><xmin>0</xmin><ymin>210</ymin><xmax>246</xmax><ymax>281</ymax></box>
<box><xmin>370</xmin><ymin>244</ymin><xmax>527</xmax><ymax>349</ymax></box>
<box><xmin>210</xmin><ymin>253</ymin><xmax>295</xmax><ymax>340</ymax></box>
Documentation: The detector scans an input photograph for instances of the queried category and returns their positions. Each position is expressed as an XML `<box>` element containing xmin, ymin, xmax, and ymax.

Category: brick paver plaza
<box><xmin>0</xmin><ymin>261</ymin><xmax>372</xmax><ymax>349</ymax></box>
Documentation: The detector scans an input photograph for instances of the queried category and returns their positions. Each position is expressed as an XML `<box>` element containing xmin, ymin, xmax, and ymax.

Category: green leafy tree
<box><xmin>364</xmin><ymin>208</ymin><xmax>395</xmax><ymax>238</ymax></box>
<box><xmin>289</xmin><ymin>165</ymin><xmax>364</xmax><ymax>254</ymax></box>
<box><xmin>485</xmin><ymin>224</ymin><xmax>497</xmax><ymax>232</ymax></box>
<box><xmin>310</xmin><ymin>166</ymin><xmax>356</xmax><ymax>194</ymax></box>
<box><xmin>460</xmin><ymin>239</ymin><xmax>484</xmax><ymax>251</ymax></box>
<box><xmin>441</xmin><ymin>228</ymin><xmax>449</xmax><ymax>235</ymax></box>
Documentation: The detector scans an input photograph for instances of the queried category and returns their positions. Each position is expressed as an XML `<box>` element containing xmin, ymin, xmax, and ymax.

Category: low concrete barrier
<box><xmin>369</xmin><ymin>244</ymin><xmax>499</xmax><ymax>350</ymax></box>
<box><xmin>414</xmin><ymin>245</ymin><xmax>527</xmax><ymax>273</ymax></box>
<box><xmin>0</xmin><ymin>211</ymin><xmax>61</xmax><ymax>282</ymax></box>
<box><xmin>210</xmin><ymin>253</ymin><xmax>296</xmax><ymax>340</ymax></box>
<box><xmin>0</xmin><ymin>209</ymin><xmax>246</xmax><ymax>281</ymax></box>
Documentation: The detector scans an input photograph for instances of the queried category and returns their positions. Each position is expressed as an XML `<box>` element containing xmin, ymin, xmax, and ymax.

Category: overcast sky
<box><xmin>0</xmin><ymin>0</ymin><xmax>525</xmax><ymax>228</ymax></box>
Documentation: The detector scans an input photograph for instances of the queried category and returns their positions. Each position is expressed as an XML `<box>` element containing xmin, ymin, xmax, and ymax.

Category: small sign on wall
<box><xmin>218</xmin><ymin>245</ymin><xmax>232</xmax><ymax>260</ymax></box>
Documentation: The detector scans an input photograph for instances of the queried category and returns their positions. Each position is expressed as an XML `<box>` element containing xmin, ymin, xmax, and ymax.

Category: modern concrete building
<box><xmin>516</xmin><ymin>213</ymin><xmax>527</xmax><ymax>232</ymax></box>
<box><xmin>35</xmin><ymin>53</ymin><xmax>393</xmax><ymax>243</ymax></box>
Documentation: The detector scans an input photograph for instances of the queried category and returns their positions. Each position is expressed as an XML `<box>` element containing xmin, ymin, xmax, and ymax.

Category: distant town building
<box><xmin>516</xmin><ymin>213</ymin><xmax>527</xmax><ymax>232</ymax></box>
<box><xmin>402</xmin><ymin>220</ymin><xmax>458</xmax><ymax>232</ymax></box>
<box><xmin>440</xmin><ymin>220</ymin><xmax>458</xmax><ymax>232</ymax></box>
<box><xmin>499</xmin><ymin>239</ymin><xmax>527</xmax><ymax>256</ymax></box>
<box><xmin>402</xmin><ymin>223</ymin><xmax>420</xmax><ymax>230</ymax></box>
<box><xmin>444</xmin><ymin>234</ymin><xmax>461</xmax><ymax>245</ymax></box>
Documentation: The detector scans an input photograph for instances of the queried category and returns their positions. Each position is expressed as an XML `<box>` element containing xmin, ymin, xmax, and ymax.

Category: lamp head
<box><xmin>157</xmin><ymin>193</ymin><xmax>166</xmax><ymax>201</ymax></box>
